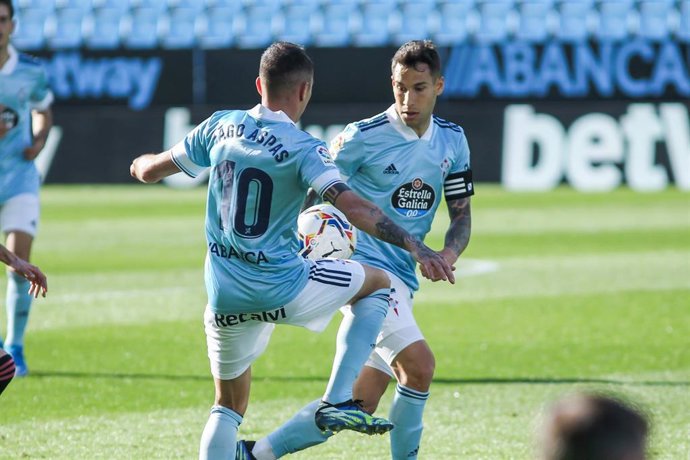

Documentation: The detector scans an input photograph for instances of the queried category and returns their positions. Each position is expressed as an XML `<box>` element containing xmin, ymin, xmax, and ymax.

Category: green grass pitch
<box><xmin>0</xmin><ymin>185</ymin><xmax>688</xmax><ymax>459</ymax></box>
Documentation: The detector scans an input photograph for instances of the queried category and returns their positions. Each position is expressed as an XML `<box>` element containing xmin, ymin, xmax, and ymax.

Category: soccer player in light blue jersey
<box><xmin>0</xmin><ymin>0</ymin><xmax>54</xmax><ymax>377</ymax></box>
<box><xmin>130</xmin><ymin>42</ymin><xmax>454</xmax><ymax>460</ymax></box>
<box><xmin>244</xmin><ymin>40</ymin><xmax>473</xmax><ymax>460</ymax></box>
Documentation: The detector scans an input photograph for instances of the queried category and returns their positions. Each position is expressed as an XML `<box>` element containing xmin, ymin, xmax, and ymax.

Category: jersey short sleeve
<box><xmin>298</xmin><ymin>141</ymin><xmax>342</xmax><ymax>198</ymax></box>
<box><xmin>29</xmin><ymin>65</ymin><xmax>53</xmax><ymax>111</ymax></box>
<box><xmin>170</xmin><ymin>113</ymin><xmax>219</xmax><ymax>178</ymax></box>
<box><xmin>444</xmin><ymin>134</ymin><xmax>474</xmax><ymax>201</ymax></box>
<box><xmin>331</xmin><ymin>123</ymin><xmax>366</xmax><ymax>180</ymax></box>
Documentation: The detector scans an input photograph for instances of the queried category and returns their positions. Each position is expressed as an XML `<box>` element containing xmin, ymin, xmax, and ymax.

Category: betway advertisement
<box><xmin>34</xmin><ymin>42</ymin><xmax>689</xmax><ymax>190</ymax></box>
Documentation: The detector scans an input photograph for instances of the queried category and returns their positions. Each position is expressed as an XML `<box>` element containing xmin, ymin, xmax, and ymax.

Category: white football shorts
<box><xmin>0</xmin><ymin>193</ymin><xmax>40</xmax><ymax>237</ymax></box>
<box><xmin>204</xmin><ymin>258</ymin><xmax>366</xmax><ymax>380</ymax></box>
<box><xmin>343</xmin><ymin>271</ymin><xmax>423</xmax><ymax>378</ymax></box>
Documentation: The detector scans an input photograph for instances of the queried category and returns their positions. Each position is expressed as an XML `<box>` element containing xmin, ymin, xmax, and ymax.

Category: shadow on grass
<box><xmin>27</xmin><ymin>371</ymin><xmax>689</xmax><ymax>387</ymax></box>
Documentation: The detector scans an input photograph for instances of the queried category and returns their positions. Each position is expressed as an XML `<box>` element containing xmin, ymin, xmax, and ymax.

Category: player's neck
<box><xmin>0</xmin><ymin>46</ymin><xmax>9</xmax><ymax>69</ymax></box>
<box><xmin>262</xmin><ymin>98</ymin><xmax>300</xmax><ymax>124</ymax></box>
<box><xmin>411</xmin><ymin>118</ymin><xmax>431</xmax><ymax>138</ymax></box>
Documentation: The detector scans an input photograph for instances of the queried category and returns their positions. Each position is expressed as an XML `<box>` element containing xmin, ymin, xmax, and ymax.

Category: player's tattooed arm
<box><xmin>323</xmin><ymin>182</ymin><xmax>351</xmax><ymax>206</ymax></box>
<box><xmin>442</xmin><ymin>197</ymin><xmax>472</xmax><ymax>263</ymax></box>
<box><xmin>331</xmin><ymin>189</ymin><xmax>455</xmax><ymax>283</ymax></box>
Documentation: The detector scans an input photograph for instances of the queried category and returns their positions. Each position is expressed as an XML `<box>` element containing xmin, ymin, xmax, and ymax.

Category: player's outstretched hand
<box><xmin>10</xmin><ymin>258</ymin><xmax>48</xmax><ymax>298</ymax></box>
<box><xmin>408</xmin><ymin>240</ymin><xmax>455</xmax><ymax>284</ymax></box>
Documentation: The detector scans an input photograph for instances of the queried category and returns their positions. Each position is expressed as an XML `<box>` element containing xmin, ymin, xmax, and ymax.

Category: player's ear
<box><xmin>435</xmin><ymin>76</ymin><xmax>445</xmax><ymax>96</ymax></box>
<box><xmin>255</xmin><ymin>77</ymin><xmax>263</xmax><ymax>97</ymax></box>
<box><xmin>298</xmin><ymin>80</ymin><xmax>310</xmax><ymax>102</ymax></box>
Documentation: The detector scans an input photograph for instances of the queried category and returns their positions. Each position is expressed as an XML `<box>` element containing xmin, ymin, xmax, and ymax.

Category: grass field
<box><xmin>0</xmin><ymin>184</ymin><xmax>688</xmax><ymax>459</ymax></box>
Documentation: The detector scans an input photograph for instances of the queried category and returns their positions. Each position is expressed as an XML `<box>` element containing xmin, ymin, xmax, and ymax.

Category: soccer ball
<box><xmin>298</xmin><ymin>204</ymin><xmax>357</xmax><ymax>260</ymax></box>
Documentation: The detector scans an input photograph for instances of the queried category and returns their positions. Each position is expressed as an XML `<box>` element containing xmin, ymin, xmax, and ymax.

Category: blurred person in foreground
<box><xmin>130</xmin><ymin>41</ymin><xmax>454</xmax><ymax>460</ymax></box>
<box><xmin>539</xmin><ymin>392</ymin><xmax>648</xmax><ymax>460</ymax></box>
<box><xmin>241</xmin><ymin>39</ymin><xmax>473</xmax><ymax>460</ymax></box>
<box><xmin>0</xmin><ymin>242</ymin><xmax>48</xmax><ymax>394</ymax></box>
<box><xmin>0</xmin><ymin>0</ymin><xmax>54</xmax><ymax>377</ymax></box>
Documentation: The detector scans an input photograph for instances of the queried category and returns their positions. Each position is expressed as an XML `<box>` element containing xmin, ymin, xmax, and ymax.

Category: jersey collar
<box><xmin>385</xmin><ymin>104</ymin><xmax>434</xmax><ymax>142</ymax></box>
<box><xmin>248</xmin><ymin>104</ymin><xmax>295</xmax><ymax>125</ymax></box>
<box><xmin>0</xmin><ymin>45</ymin><xmax>19</xmax><ymax>75</ymax></box>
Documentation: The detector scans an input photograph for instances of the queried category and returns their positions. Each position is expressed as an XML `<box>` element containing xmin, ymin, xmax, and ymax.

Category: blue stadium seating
<box><xmin>394</xmin><ymin>1</ymin><xmax>438</xmax><ymax>45</ymax></box>
<box><xmin>595</xmin><ymin>0</ymin><xmax>633</xmax><ymax>41</ymax></box>
<box><xmin>434</xmin><ymin>1</ymin><xmax>475</xmax><ymax>46</ymax></box>
<box><xmin>314</xmin><ymin>2</ymin><xmax>357</xmax><ymax>47</ymax></box>
<box><xmin>198</xmin><ymin>6</ymin><xmax>236</xmax><ymax>48</ymax></box>
<box><xmin>516</xmin><ymin>0</ymin><xmax>553</xmax><ymax>42</ymax></box>
<box><xmin>54</xmin><ymin>0</ymin><xmax>92</xmax><ymax>9</ymax></box>
<box><xmin>235</xmin><ymin>4</ymin><xmax>279</xmax><ymax>49</ymax></box>
<box><xmin>555</xmin><ymin>0</ymin><xmax>594</xmax><ymax>42</ymax></box>
<box><xmin>122</xmin><ymin>7</ymin><xmax>160</xmax><ymax>49</ymax></box>
<box><xmin>476</xmin><ymin>0</ymin><xmax>516</xmax><ymax>43</ymax></box>
<box><xmin>47</xmin><ymin>7</ymin><xmax>86</xmax><ymax>49</ymax></box>
<box><xmin>355</xmin><ymin>1</ymin><xmax>396</xmax><ymax>47</ymax></box>
<box><xmin>13</xmin><ymin>8</ymin><xmax>49</xmax><ymax>50</ymax></box>
<box><xmin>279</xmin><ymin>2</ymin><xmax>320</xmax><ymax>46</ymax></box>
<box><xmin>679</xmin><ymin>0</ymin><xmax>690</xmax><ymax>42</ymax></box>
<box><xmin>85</xmin><ymin>7</ymin><xmax>123</xmax><ymax>49</ymax></box>
<box><xmin>161</xmin><ymin>7</ymin><xmax>199</xmax><ymax>49</ymax></box>
<box><xmin>16</xmin><ymin>0</ymin><xmax>55</xmax><ymax>10</ymax></box>
<box><xmin>637</xmin><ymin>0</ymin><xmax>674</xmax><ymax>40</ymax></box>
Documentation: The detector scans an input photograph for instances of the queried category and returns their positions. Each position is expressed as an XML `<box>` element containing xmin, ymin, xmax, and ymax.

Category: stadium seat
<box><xmin>555</xmin><ymin>0</ymin><xmax>594</xmax><ymax>42</ymax></box>
<box><xmin>16</xmin><ymin>0</ymin><xmax>55</xmax><ymax>10</ymax></box>
<box><xmin>595</xmin><ymin>0</ymin><xmax>634</xmax><ymax>41</ymax></box>
<box><xmin>54</xmin><ymin>0</ymin><xmax>92</xmax><ymax>9</ymax></box>
<box><xmin>475</xmin><ymin>0</ymin><xmax>516</xmax><ymax>43</ymax></box>
<box><xmin>198</xmin><ymin>6</ymin><xmax>236</xmax><ymax>48</ymax></box>
<box><xmin>90</xmin><ymin>0</ymin><xmax>130</xmax><ymax>10</ymax></box>
<box><xmin>393</xmin><ymin>1</ymin><xmax>438</xmax><ymax>45</ymax></box>
<box><xmin>679</xmin><ymin>0</ymin><xmax>690</xmax><ymax>42</ymax></box>
<box><xmin>314</xmin><ymin>2</ymin><xmax>357</xmax><ymax>47</ymax></box>
<box><xmin>47</xmin><ymin>7</ymin><xmax>86</xmax><ymax>49</ymax></box>
<box><xmin>354</xmin><ymin>1</ymin><xmax>396</xmax><ymax>47</ymax></box>
<box><xmin>516</xmin><ymin>0</ymin><xmax>554</xmax><ymax>42</ymax></box>
<box><xmin>167</xmin><ymin>0</ymin><xmax>205</xmax><ymax>12</ymax></box>
<box><xmin>84</xmin><ymin>7</ymin><xmax>123</xmax><ymax>49</ymax></box>
<box><xmin>161</xmin><ymin>7</ymin><xmax>200</xmax><ymax>49</ymax></box>
<box><xmin>12</xmin><ymin>8</ymin><xmax>49</xmax><ymax>50</ymax></box>
<box><xmin>235</xmin><ymin>4</ymin><xmax>279</xmax><ymax>49</ymax></box>
<box><xmin>129</xmin><ymin>0</ymin><xmax>167</xmax><ymax>12</ymax></box>
<box><xmin>638</xmin><ymin>0</ymin><xmax>674</xmax><ymax>40</ymax></box>
<box><xmin>433</xmin><ymin>0</ymin><xmax>475</xmax><ymax>46</ymax></box>
<box><xmin>122</xmin><ymin>7</ymin><xmax>161</xmax><ymax>49</ymax></box>
<box><xmin>279</xmin><ymin>2</ymin><xmax>320</xmax><ymax>46</ymax></box>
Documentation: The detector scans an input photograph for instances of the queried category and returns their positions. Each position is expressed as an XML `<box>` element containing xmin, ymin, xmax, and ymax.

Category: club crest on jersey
<box><xmin>440</xmin><ymin>158</ymin><xmax>451</xmax><ymax>176</ymax></box>
<box><xmin>0</xmin><ymin>105</ymin><xmax>19</xmax><ymax>130</ymax></box>
<box><xmin>391</xmin><ymin>178</ymin><xmax>436</xmax><ymax>218</ymax></box>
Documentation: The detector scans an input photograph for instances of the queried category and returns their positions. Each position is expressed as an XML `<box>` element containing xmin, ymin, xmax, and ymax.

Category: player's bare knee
<box><xmin>350</xmin><ymin>265</ymin><xmax>390</xmax><ymax>303</ymax></box>
<box><xmin>397</xmin><ymin>351</ymin><xmax>435</xmax><ymax>391</ymax></box>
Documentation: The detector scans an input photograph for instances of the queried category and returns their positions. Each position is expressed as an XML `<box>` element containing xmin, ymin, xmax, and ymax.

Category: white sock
<box><xmin>199</xmin><ymin>405</ymin><xmax>242</xmax><ymax>460</ymax></box>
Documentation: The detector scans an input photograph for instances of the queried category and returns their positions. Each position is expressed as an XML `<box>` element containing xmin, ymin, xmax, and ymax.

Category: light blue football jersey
<box><xmin>0</xmin><ymin>46</ymin><xmax>53</xmax><ymax>204</ymax></box>
<box><xmin>332</xmin><ymin>105</ymin><xmax>474</xmax><ymax>292</ymax></box>
<box><xmin>171</xmin><ymin>104</ymin><xmax>342</xmax><ymax>314</ymax></box>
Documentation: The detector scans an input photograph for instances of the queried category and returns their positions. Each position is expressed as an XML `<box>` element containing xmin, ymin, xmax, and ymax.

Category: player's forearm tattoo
<box><xmin>445</xmin><ymin>198</ymin><xmax>472</xmax><ymax>256</ymax></box>
<box><xmin>323</xmin><ymin>182</ymin><xmax>351</xmax><ymax>205</ymax></box>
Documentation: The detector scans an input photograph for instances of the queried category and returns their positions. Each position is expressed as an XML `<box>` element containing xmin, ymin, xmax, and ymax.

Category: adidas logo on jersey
<box><xmin>383</xmin><ymin>164</ymin><xmax>399</xmax><ymax>175</ymax></box>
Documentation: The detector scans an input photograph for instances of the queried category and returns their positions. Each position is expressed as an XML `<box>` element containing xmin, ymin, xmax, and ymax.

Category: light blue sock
<box><xmin>322</xmin><ymin>288</ymin><xmax>389</xmax><ymax>403</ymax></box>
<box><xmin>199</xmin><ymin>405</ymin><xmax>243</xmax><ymax>460</ymax></box>
<box><xmin>265</xmin><ymin>399</ymin><xmax>332</xmax><ymax>457</ymax></box>
<box><xmin>5</xmin><ymin>272</ymin><xmax>33</xmax><ymax>348</ymax></box>
<box><xmin>389</xmin><ymin>384</ymin><xmax>429</xmax><ymax>460</ymax></box>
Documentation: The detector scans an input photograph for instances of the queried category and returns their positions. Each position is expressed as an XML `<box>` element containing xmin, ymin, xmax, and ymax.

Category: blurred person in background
<box><xmin>0</xmin><ymin>241</ymin><xmax>48</xmax><ymax>394</ymax></box>
<box><xmin>241</xmin><ymin>39</ymin><xmax>473</xmax><ymax>460</ymax></box>
<box><xmin>539</xmin><ymin>392</ymin><xmax>648</xmax><ymax>460</ymax></box>
<box><xmin>0</xmin><ymin>0</ymin><xmax>54</xmax><ymax>377</ymax></box>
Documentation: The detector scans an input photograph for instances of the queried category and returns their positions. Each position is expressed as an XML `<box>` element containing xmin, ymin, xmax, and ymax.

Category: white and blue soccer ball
<box><xmin>298</xmin><ymin>204</ymin><xmax>357</xmax><ymax>260</ymax></box>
